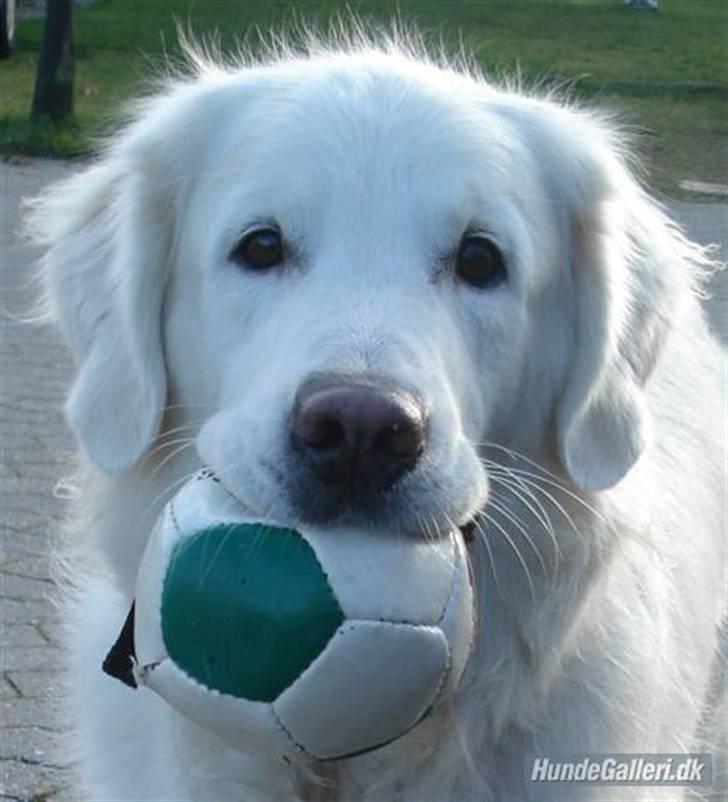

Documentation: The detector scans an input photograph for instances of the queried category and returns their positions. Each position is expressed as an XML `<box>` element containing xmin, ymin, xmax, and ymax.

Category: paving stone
<box><xmin>1</xmin><ymin>679</ymin><xmax>20</xmax><ymax>702</ymax></box>
<box><xmin>0</xmin><ymin>727</ymin><xmax>59</xmax><ymax>764</ymax></box>
<box><xmin>1</xmin><ymin>698</ymin><xmax>62</xmax><ymax>730</ymax></box>
<box><xmin>0</xmin><ymin>626</ymin><xmax>48</xmax><ymax>649</ymax></box>
<box><xmin>3</xmin><ymin>673</ymin><xmax>60</xmax><ymax>701</ymax></box>
<box><xmin>0</xmin><ymin>557</ymin><xmax>54</xmax><ymax>585</ymax></box>
<box><xmin>28</xmin><ymin>623</ymin><xmax>61</xmax><ymax>649</ymax></box>
<box><xmin>0</xmin><ymin>599</ymin><xmax>56</xmax><ymax>627</ymax></box>
<box><xmin>0</xmin><ymin>760</ymin><xmax>70</xmax><ymax>802</ymax></box>
<box><xmin>1</xmin><ymin>650</ymin><xmax>60</xmax><ymax>676</ymax></box>
<box><xmin>0</xmin><ymin>575</ymin><xmax>55</xmax><ymax>603</ymax></box>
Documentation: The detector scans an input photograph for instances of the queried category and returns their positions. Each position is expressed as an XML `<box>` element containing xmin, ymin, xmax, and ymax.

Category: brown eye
<box><xmin>230</xmin><ymin>227</ymin><xmax>284</xmax><ymax>270</ymax></box>
<box><xmin>456</xmin><ymin>235</ymin><xmax>506</xmax><ymax>289</ymax></box>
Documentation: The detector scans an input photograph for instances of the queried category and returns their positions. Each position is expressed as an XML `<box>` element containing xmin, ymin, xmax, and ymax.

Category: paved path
<box><xmin>0</xmin><ymin>158</ymin><xmax>726</xmax><ymax>802</ymax></box>
<box><xmin>2</xmin><ymin>159</ymin><xmax>76</xmax><ymax>802</ymax></box>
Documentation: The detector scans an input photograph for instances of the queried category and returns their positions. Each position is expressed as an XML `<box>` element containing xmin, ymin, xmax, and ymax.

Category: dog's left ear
<box><xmin>27</xmin><ymin>133</ymin><xmax>175</xmax><ymax>472</ymax></box>
<box><xmin>546</xmin><ymin>115</ymin><xmax>699</xmax><ymax>490</ymax></box>
<box><xmin>27</xmin><ymin>71</ymin><xmax>254</xmax><ymax>473</ymax></box>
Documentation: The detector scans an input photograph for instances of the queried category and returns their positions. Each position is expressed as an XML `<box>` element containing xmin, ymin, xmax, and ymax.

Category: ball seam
<box><xmin>436</xmin><ymin>532</ymin><xmax>460</xmax><ymax>626</ymax></box>
<box><xmin>145</xmin><ymin>656</ymin><xmax>316</xmax><ymax>760</ymax></box>
<box><xmin>169</xmin><ymin>497</ymin><xmax>182</xmax><ymax>536</ymax></box>
<box><xmin>341</xmin><ymin>619</ymin><xmax>452</xmax><ymax>714</ymax></box>
<box><xmin>269</xmin><ymin>703</ymin><xmax>317</xmax><ymax>760</ymax></box>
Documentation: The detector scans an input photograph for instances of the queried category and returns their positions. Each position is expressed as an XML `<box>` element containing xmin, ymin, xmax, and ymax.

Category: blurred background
<box><xmin>0</xmin><ymin>0</ymin><xmax>726</xmax><ymax>197</ymax></box>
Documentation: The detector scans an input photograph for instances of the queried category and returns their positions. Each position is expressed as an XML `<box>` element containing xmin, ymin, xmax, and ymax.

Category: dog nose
<box><xmin>290</xmin><ymin>380</ymin><xmax>426</xmax><ymax>490</ymax></box>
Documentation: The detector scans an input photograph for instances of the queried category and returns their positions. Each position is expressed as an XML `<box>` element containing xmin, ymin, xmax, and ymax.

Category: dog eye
<box><xmin>230</xmin><ymin>227</ymin><xmax>284</xmax><ymax>270</ymax></box>
<box><xmin>456</xmin><ymin>235</ymin><xmax>506</xmax><ymax>289</ymax></box>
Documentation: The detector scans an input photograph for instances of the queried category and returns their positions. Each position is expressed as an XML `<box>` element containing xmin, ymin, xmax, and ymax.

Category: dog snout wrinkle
<box><xmin>290</xmin><ymin>379</ymin><xmax>426</xmax><ymax>492</ymax></box>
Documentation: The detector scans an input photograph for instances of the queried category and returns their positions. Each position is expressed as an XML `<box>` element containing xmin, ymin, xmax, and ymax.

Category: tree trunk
<box><xmin>31</xmin><ymin>0</ymin><xmax>74</xmax><ymax>119</ymax></box>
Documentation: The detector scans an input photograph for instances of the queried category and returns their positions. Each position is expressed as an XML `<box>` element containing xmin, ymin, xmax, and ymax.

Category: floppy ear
<box><xmin>28</xmin><ymin>151</ymin><xmax>171</xmax><ymax>473</ymax></box>
<box><xmin>28</xmin><ymin>62</ymin><xmax>265</xmax><ymax>472</ymax></box>
<box><xmin>550</xmin><ymin>118</ymin><xmax>699</xmax><ymax>490</ymax></box>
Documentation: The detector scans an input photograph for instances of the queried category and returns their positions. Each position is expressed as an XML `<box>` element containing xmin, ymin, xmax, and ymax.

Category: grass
<box><xmin>1</xmin><ymin>0</ymin><xmax>726</xmax><ymax>195</ymax></box>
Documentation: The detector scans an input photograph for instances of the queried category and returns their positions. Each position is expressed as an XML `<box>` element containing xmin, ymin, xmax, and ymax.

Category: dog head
<box><xmin>31</xmin><ymin>40</ymin><xmax>694</xmax><ymax>535</ymax></box>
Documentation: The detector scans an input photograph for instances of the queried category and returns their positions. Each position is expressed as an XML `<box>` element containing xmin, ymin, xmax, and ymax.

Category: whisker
<box><xmin>488</xmin><ymin>465</ymin><xmax>587</xmax><ymax>550</ymax></box>
<box><xmin>492</xmin><ymin>466</ymin><xmax>595</xmax><ymax>538</ymax></box>
<box><xmin>152</xmin><ymin>420</ymin><xmax>209</xmax><ymax>441</ymax></box>
<box><xmin>478</xmin><ymin>441</ymin><xmax>569</xmax><ymax>484</ymax></box>
<box><xmin>478</xmin><ymin>508</ymin><xmax>535</xmax><ymax>603</ymax></box>
<box><xmin>148</xmin><ymin>440</ymin><xmax>199</xmax><ymax>483</ymax></box>
<box><xmin>486</xmin><ymin>467</ymin><xmax>562</xmax><ymax>577</ymax></box>
<box><xmin>478</xmin><ymin>441</ymin><xmax>621</xmax><ymax>536</ymax></box>
<box><xmin>482</xmin><ymin>459</ymin><xmax>556</xmax><ymax>541</ymax></box>
<box><xmin>160</xmin><ymin>402</ymin><xmax>218</xmax><ymax>412</ymax></box>
<box><xmin>142</xmin><ymin>436</ymin><xmax>198</xmax><ymax>466</ymax></box>
<box><xmin>484</xmin><ymin>495</ymin><xmax>548</xmax><ymax>581</ymax></box>
<box><xmin>476</xmin><ymin>441</ymin><xmax>615</xmax><ymax>535</ymax></box>
<box><xmin>138</xmin><ymin>468</ymin><xmax>207</xmax><ymax>531</ymax></box>
<box><xmin>426</xmin><ymin>511</ymin><xmax>441</xmax><ymax>544</ymax></box>
<box><xmin>470</xmin><ymin>515</ymin><xmax>504</xmax><ymax>603</ymax></box>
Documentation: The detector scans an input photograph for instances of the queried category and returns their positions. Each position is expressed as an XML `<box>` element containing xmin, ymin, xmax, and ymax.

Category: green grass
<box><xmin>2</xmin><ymin>0</ymin><xmax>726</xmax><ymax>194</ymax></box>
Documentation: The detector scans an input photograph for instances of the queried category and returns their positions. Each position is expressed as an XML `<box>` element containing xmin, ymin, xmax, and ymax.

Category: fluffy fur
<box><xmin>28</xmin><ymin>30</ymin><xmax>726</xmax><ymax>802</ymax></box>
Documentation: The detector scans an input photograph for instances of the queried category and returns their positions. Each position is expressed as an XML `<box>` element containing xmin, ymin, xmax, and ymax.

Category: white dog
<box><xmin>29</xmin><ymin>32</ymin><xmax>725</xmax><ymax>802</ymax></box>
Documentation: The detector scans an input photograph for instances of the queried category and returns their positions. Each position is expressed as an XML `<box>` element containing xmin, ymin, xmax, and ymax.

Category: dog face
<box><xmin>34</xmin><ymin>46</ymin><xmax>684</xmax><ymax>536</ymax></box>
<box><xmin>170</xmin><ymin>60</ymin><xmax>542</xmax><ymax>531</ymax></box>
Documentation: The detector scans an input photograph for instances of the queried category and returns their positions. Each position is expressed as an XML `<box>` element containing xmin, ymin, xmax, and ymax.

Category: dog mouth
<box><xmin>459</xmin><ymin>518</ymin><xmax>477</xmax><ymax>545</ymax></box>
<box><xmin>208</xmin><ymin>466</ymin><xmax>479</xmax><ymax>544</ymax></box>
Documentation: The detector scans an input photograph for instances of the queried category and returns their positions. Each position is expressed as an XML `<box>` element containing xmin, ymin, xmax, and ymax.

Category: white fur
<box><xmin>28</xmin><ymin>32</ymin><xmax>726</xmax><ymax>802</ymax></box>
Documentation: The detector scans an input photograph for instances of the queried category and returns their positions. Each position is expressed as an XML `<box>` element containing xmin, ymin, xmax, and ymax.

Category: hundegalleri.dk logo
<box><xmin>528</xmin><ymin>754</ymin><xmax>712</xmax><ymax>787</ymax></box>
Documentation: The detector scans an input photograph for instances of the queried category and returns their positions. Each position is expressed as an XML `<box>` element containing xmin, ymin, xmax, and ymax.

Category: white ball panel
<box><xmin>140</xmin><ymin>658</ymin><xmax>300</xmax><ymax>760</ymax></box>
<box><xmin>171</xmin><ymin>472</ymin><xmax>258</xmax><ymax>535</ymax></box>
<box><xmin>134</xmin><ymin>507</ymin><xmax>177</xmax><ymax>665</ymax></box>
<box><xmin>437</xmin><ymin>535</ymin><xmax>474</xmax><ymax>691</ymax></box>
<box><xmin>274</xmin><ymin>620</ymin><xmax>449</xmax><ymax>760</ymax></box>
<box><xmin>301</xmin><ymin>526</ymin><xmax>456</xmax><ymax>625</ymax></box>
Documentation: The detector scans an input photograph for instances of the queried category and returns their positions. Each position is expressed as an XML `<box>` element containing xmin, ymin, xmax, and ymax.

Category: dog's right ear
<box><xmin>27</xmin><ymin>150</ymin><xmax>171</xmax><ymax>473</ymax></box>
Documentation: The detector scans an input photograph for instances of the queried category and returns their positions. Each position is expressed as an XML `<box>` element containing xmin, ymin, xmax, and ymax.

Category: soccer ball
<box><xmin>131</xmin><ymin>470</ymin><xmax>474</xmax><ymax>762</ymax></box>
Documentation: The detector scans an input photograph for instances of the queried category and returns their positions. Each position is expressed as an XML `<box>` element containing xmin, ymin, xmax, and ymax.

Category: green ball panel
<box><xmin>161</xmin><ymin>523</ymin><xmax>344</xmax><ymax>702</ymax></box>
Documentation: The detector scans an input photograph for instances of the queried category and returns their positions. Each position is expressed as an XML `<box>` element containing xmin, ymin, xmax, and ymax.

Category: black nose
<box><xmin>290</xmin><ymin>379</ymin><xmax>426</xmax><ymax>491</ymax></box>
